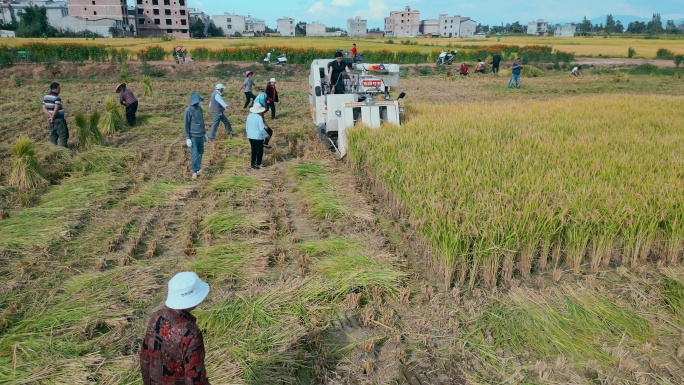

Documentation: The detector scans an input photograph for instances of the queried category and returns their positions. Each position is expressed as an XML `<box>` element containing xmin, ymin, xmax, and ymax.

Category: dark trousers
<box><xmin>492</xmin><ymin>63</ymin><xmax>500</xmax><ymax>73</ymax></box>
<box><xmin>48</xmin><ymin>118</ymin><xmax>69</xmax><ymax>147</ymax></box>
<box><xmin>264</xmin><ymin>127</ymin><xmax>273</xmax><ymax>146</ymax></box>
<box><xmin>266</xmin><ymin>101</ymin><xmax>276</xmax><ymax>119</ymax></box>
<box><xmin>243</xmin><ymin>92</ymin><xmax>255</xmax><ymax>108</ymax></box>
<box><xmin>125</xmin><ymin>101</ymin><xmax>138</xmax><ymax>126</ymax></box>
<box><xmin>249</xmin><ymin>139</ymin><xmax>264</xmax><ymax>167</ymax></box>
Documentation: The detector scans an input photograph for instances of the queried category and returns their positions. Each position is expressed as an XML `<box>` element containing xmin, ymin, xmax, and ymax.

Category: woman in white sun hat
<box><xmin>140</xmin><ymin>272</ymin><xmax>212</xmax><ymax>384</ymax></box>
<box><xmin>246</xmin><ymin>103</ymin><xmax>270</xmax><ymax>169</ymax></box>
<box><xmin>265</xmin><ymin>77</ymin><xmax>279</xmax><ymax>120</ymax></box>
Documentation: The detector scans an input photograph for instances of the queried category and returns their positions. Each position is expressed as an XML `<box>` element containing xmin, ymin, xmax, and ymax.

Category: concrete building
<box><xmin>134</xmin><ymin>0</ymin><xmax>189</xmax><ymax>38</ymax></box>
<box><xmin>555</xmin><ymin>23</ymin><xmax>576</xmax><ymax>37</ymax></box>
<box><xmin>306</xmin><ymin>21</ymin><xmax>325</xmax><ymax>37</ymax></box>
<box><xmin>347</xmin><ymin>16</ymin><xmax>366</xmax><ymax>37</ymax></box>
<box><xmin>212</xmin><ymin>13</ymin><xmax>243</xmax><ymax>36</ymax></box>
<box><xmin>68</xmin><ymin>0</ymin><xmax>129</xmax><ymax>31</ymax></box>
<box><xmin>188</xmin><ymin>7</ymin><xmax>209</xmax><ymax>27</ymax></box>
<box><xmin>527</xmin><ymin>19</ymin><xmax>548</xmax><ymax>36</ymax></box>
<box><xmin>277</xmin><ymin>17</ymin><xmax>294</xmax><ymax>36</ymax></box>
<box><xmin>419</xmin><ymin>18</ymin><xmax>438</xmax><ymax>36</ymax></box>
<box><xmin>384</xmin><ymin>5</ymin><xmax>419</xmax><ymax>37</ymax></box>
<box><xmin>438</xmin><ymin>14</ymin><xmax>476</xmax><ymax>38</ymax></box>
<box><xmin>3</xmin><ymin>0</ymin><xmax>69</xmax><ymax>26</ymax></box>
<box><xmin>244</xmin><ymin>14</ymin><xmax>265</xmax><ymax>35</ymax></box>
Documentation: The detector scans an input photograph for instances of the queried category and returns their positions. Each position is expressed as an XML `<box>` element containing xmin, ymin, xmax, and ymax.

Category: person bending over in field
<box><xmin>571</xmin><ymin>66</ymin><xmax>582</xmax><ymax>76</ymax></box>
<box><xmin>116</xmin><ymin>83</ymin><xmax>138</xmax><ymax>126</ymax></box>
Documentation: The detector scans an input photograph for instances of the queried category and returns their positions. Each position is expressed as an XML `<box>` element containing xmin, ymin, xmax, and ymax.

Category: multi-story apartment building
<box><xmin>527</xmin><ymin>19</ymin><xmax>548</xmax><ymax>36</ymax></box>
<box><xmin>135</xmin><ymin>0</ymin><xmax>189</xmax><ymax>38</ymax></box>
<box><xmin>347</xmin><ymin>16</ymin><xmax>366</xmax><ymax>37</ymax></box>
<box><xmin>277</xmin><ymin>17</ymin><xmax>295</xmax><ymax>37</ymax></box>
<box><xmin>68</xmin><ymin>0</ymin><xmax>128</xmax><ymax>29</ymax></box>
<box><xmin>438</xmin><ymin>14</ymin><xmax>477</xmax><ymax>38</ymax></box>
<box><xmin>244</xmin><ymin>15</ymin><xmax>265</xmax><ymax>35</ymax></box>
<box><xmin>212</xmin><ymin>13</ymin><xmax>245</xmax><ymax>36</ymax></box>
<box><xmin>419</xmin><ymin>18</ymin><xmax>438</xmax><ymax>36</ymax></box>
<box><xmin>555</xmin><ymin>23</ymin><xmax>576</xmax><ymax>37</ymax></box>
<box><xmin>306</xmin><ymin>21</ymin><xmax>325</xmax><ymax>36</ymax></box>
<box><xmin>384</xmin><ymin>6</ymin><xmax>419</xmax><ymax>37</ymax></box>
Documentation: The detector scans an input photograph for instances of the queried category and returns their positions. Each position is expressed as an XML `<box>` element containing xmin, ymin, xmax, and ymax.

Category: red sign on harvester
<box><xmin>363</xmin><ymin>79</ymin><xmax>382</xmax><ymax>88</ymax></box>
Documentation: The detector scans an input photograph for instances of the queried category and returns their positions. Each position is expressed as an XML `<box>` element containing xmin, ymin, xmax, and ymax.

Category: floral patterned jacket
<box><xmin>140</xmin><ymin>308</ymin><xmax>210</xmax><ymax>385</ymax></box>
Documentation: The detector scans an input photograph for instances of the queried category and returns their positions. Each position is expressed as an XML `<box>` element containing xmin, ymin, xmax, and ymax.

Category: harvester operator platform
<box><xmin>327</xmin><ymin>51</ymin><xmax>355</xmax><ymax>94</ymax></box>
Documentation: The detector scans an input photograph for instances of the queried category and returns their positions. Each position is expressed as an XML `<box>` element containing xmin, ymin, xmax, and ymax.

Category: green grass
<box><xmin>189</xmin><ymin>244</ymin><xmax>251</xmax><ymax>283</ymax></box>
<box><xmin>288</xmin><ymin>163</ymin><xmax>349</xmax><ymax>221</ymax></box>
<box><xmin>0</xmin><ymin>173</ymin><xmax>117</xmax><ymax>250</ymax></box>
<box><xmin>210</xmin><ymin>174</ymin><xmax>259</xmax><ymax>193</ymax></box>
<box><xmin>299</xmin><ymin>237</ymin><xmax>359</xmax><ymax>257</ymax></box>
<box><xmin>127</xmin><ymin>179</ymin><xmax>180</xmax><ymax>208</ymax></box>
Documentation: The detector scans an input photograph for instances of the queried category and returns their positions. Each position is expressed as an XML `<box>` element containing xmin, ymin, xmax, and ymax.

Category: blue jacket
<box><xmin>512</xmin><ymin>62</ymin><xmax>523</xmax><ymax>75</ymax></box>
<box><xmin>245</xmin><ymin>113</ymin><xmax>268</xmax><ymax>140</ymax></box>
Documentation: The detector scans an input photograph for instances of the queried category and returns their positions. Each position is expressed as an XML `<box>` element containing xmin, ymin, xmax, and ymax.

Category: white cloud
<box><xmin>332</xmin><ymin>0</ymin><xmax>354</xmax><ymax>6</ymax></box>
<box><xmin>307</xmin><ymin>1</ymin><xmax>327</xmax><ymax>15</ymax></box>
<box><xmin>354</xmin><ymin>0</ymin><xmax>388</xmax><ymax>22</ymax></box>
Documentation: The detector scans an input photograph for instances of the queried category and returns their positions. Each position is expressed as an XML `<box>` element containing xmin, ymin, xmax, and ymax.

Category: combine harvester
<box><xmin>309</xmin><ymin>57</ymin><xmax>406</xmax><ymax>158</ymax></box>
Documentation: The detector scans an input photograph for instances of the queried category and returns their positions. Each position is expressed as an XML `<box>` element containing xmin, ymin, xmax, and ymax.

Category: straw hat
<box><xmin>250</xmin><ymin>103</ymin><xmax>266</xmax><ymax>114</ymax></box>
<box><xmin>165</xmin><ymin>272</ymin><xmax>210</xmax><ymax>310</ymax></box>
<box><xmin>115</xmin><ymin>83</ymin><xmax>126</xmax><ymax>93</ymax></box>
<box><xmin>215</xmin><ymin>83</ymin><xmax>226</xmax><ymax>90</ymax></box>
<box><xmin>269</xmin><ymin>78</ymin><xmax>276</xmax><ymax>83</ymax></box>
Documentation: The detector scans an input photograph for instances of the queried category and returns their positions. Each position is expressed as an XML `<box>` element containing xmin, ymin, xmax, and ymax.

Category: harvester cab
<box><xmin>309</xmin><ymin>58</ymin><xmax>405</xmax><ymax>158</ymax></box>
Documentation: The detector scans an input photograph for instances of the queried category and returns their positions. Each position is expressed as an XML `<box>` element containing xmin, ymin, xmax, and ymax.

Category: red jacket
<box><xmin>266</xmin><ymin>84</ymin><xmax>279</xmax><ymax>103</ymax></box>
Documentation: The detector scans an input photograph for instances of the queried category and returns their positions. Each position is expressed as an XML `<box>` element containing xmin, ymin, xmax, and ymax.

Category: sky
<box><xmin>184</xmin><ymin>0</ymin><xmax>684</xmax><ymax>30</ymax></box>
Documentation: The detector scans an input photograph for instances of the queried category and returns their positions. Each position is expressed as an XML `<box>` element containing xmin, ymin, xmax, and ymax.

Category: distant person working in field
<box><xmin>116</xmin><ymin>83</ymin><xmax>138</xmax><ymax>126</ymax></box>
<box><xmin>265</xmin><ymin>78</ymin><xmax>279</xmax><ymax>120</ymax></box>
<box><xmin>239</xmin><ymin>70</ymin><xmax>256</xmax><ymax>109</ymax></box>
<box><xmin>327</xmin><ymin>51</ymin><xmax>355</xmax><ymax>94</ymax></box>
<box><xmin>350</xmin><ymin>43</ymin><xmax>358</xmax><ymax>58</ymax></box>
<box><xmin>208</xmin><ymin>84</ymin><xmax>232</xmax><ymax>140</ymax></box>
<box><xmin>475</xmin><ymin>59</ymin><xmax>486</xmax><ymax>73</ymax></box>
<box><xmin>42</xmin><ymin>82</ymin><xmax>68</xmax><ymax>148</ymax></box>
<box><xmin>140</xmin><ymin>272</ymin><xmax>212</xmax><ymax>385</ymax></box>
<box><xmin>571</xmin><ymin>66</ymin><xmax>582</xmax><ymax>76</ymax></box>
<box><xmin>184</xmin><ymin>92</ymin><xmax>207</xmax><ymax>179</ymax></box>
<box><xmin>508</xmin><ymin>58</ymin><xmax>523</xmax><ymax>89</ymax></box>
<box><xmin>491</xmin><ymin>52</ymin><xmax>502</xmax><ymax>73</ymax></box>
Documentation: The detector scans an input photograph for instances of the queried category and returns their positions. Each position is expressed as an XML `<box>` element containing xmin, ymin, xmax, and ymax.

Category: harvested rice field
<box><xmin>1</xmin><ymin>58</ymin><xmax>684</xmax><ymax>384</ymax></box>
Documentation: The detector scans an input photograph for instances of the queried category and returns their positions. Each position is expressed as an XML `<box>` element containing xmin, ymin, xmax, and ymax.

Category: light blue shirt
<box><xmin>245</xmin><ymin>113</ymin><xmax>268</xmax><ymax>140</ymax></box>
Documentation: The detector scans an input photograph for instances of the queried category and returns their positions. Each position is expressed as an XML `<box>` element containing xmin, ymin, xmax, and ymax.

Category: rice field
<box><xmin>3</xmin><ymin>35</ymin><xmax>683</xmax><ymax>58</ymax></box>
<box><xmin>1</xmin><ymin>59</ymin><xmax>684</xmax><ymax>384</ymax></box>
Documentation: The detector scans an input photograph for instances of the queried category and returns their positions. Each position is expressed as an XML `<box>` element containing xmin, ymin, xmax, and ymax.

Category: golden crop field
<box><xmin>3</xmin><ymin>35</ymin><xmax>683</xmax><ymax>58</ymax></box>
<box><xmin>1</xmin><ymin>57</ymin><xmax>684</xmax><ymax>384</ymax></box>
<box><xmin>348</xmin><ymin>95</ymin><xmax>684</xmax><ymax>288</ymax></box>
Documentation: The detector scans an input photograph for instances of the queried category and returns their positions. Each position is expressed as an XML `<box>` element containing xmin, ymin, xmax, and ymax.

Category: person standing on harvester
<box><xmin>208</xmin><ymin>84</ymin><xmax>232</xmax><ymax>140</ymax></box>
<box><xmin>184</xmin><ymin>92</ymin><xmax>207</xmax><ymax>179</ymax></box>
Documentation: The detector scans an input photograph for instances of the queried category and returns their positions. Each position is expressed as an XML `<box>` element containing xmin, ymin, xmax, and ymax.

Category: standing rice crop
<box><xmin>347</xmin><ymin>95</ymin><xmax>684</xmax><ymax>288</ymax></box>
<box><xmin>8</xmin><ymin>138</ymin><xmax>48</xmax><ymax>189</ymax></box>
<box><xmin>98</xmin><ymin>97</ymin><xmax>126</xmax><ymax>134</ymax></box>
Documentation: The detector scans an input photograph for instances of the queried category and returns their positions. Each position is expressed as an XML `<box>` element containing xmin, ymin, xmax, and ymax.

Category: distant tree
<box><xmin>578</xmin><ymin>16</ymin><xmax>592</xmax><ymax>34</ymax></box>
<box><xmin>626</xmin><ymin>21</ymin><xmax>646</xmax><ymax>34</ymax></box>
<box><xmin>264</xmin><ymin>26</ymin><xmax>276</xmax><ymax>33</ymax></box>
<box><xmin>614</xmin><ymin>20</ymin><xmax>624</xmax><ymax>34</ymax></box>
<box><xmin>325</xmin><ymin>26</ymin><xmax>343</xmax><ymax>32</ymax></box>
<box><xmin>664</xmin><ymin>20</ymin><xmax>678</xmax><ymax>34</ymax></box>
<box><xmin>605</xmin><ymin>14</ymin><xmax>615</xmax><ymax>34</ymax></box>
<box><xmin>190</xmin><ymin>19</ymin><xmax>206</xmax><ymax>38</ymax></box>
<box><xmin>476</xmin><ymin>23</ymin><xmax>489</xmax><ymax>33</ymax></box>
<box><xmin>295</xmin><ymin>21</ymin><xmax>306</xmax><ymax>36</ymax></box>
<box><xmin>109</xmin><ymin>26</ymin><xmax>125</xmax><ymax>37</ymax></box>
<box><xmin>16</xmin><ymin>6</ymin><xmax>56</xmax><ymax>37</ymax></box>
<box><xmin>206</xmin><ymin>21</ymin><xmax>224</xmax><ymax>37</ymax></box>
<box><xmin>679</xmin><ymin>21</ymin><xmax>684</xmax><ymax>34</ymax></box>
<box><xmin>0</xmin><ymin>21</ymin><xmax>18</xmax><ymax>31</ymax></box>
<box><xmin>647</xmin><ymin>13</ymin><xmax>663</xmax><ymax>34</ymax></box>
<box><xmin>509</xmin><ymin>21</ymin><xmax>524</xmax><ymax>34</ymax></box>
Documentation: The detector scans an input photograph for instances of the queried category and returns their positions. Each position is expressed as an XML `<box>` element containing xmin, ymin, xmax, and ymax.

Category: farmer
<box><xmin>491</xmin><ymin>52</ymin><xmax>502</xmax><ymax>73</ymax></box>
<box><xmin>42</xmin><ymin>82</ymin><xmax>68</xmax><ymax>148</ymax></box>
<box><xmin>116</xmin><ymin>83</ymin><xmax>138</xmax><ymax>126</ymax></box>
<box><xmin>350</xmin><ymin>43</ymin><xmax>358</xmax><ymax>57</ymax></box>
<box><xmin>245</xmin><ymin>103</ymin><xmax>270</xmax><ymax>169</ymax></box>
<box><xmin>208</xmin><ymin>83</ymin><xmax>232</xmax><ymax>140</ymax></box>
<box><xmin>140</xmin><ymin>272</ymin><xmax>212</xmax><ymax>385</ymax></box>
<box><xmin>265</xmin><ymin>78</ymin><xmax>279</xmax><ymax>120</ymax></box>
<box><xmin>327</xmin><ymin>51</ymin><xmax>355</xmax><ymax>94</ymax></box>
<box><xmin>238</xmin><ymin>70</ymin><xmax>256</xmax><ymax>109</ymax></box>
<box><xmin>508</xmin><ymin>58</ymin><xmax>523</xmax><ymax>89</ymax></box>
<box><xmin>184</xmin><ymin>92</ymin><xmax>207</xmax><ymax>179</ymax></box>
<box><xmin>571</xmin><ymin>66</ymin><xmax>582</xmax><ymax>76</ymax></box>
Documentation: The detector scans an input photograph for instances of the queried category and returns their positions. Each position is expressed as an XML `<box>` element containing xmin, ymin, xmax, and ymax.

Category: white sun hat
<box><xmin>269</xmin><ymin>78</ymin><xmax>276</xmax><ymax>82</ymax></box>
<box><xmin>215</xmin><ymin>83</ymin><xmax>226</xmax><ymax>90</ymax></box>
<box><xmin>250</xmin><ymin>103</ymin><xmax>266</xmax><ymax>114</ymax></box>
<box><xmin>165</xmin><ymin>272</ymin><xmax>210</xmax><ymax>310</ymax></box>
